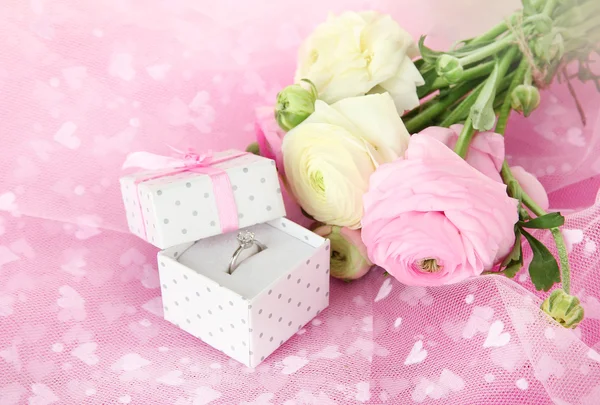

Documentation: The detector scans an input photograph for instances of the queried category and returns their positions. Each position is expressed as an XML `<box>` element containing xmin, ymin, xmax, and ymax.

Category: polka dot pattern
<box><xmin>156</xmin><ymin>216</ymin><xmax>329</xmax><ymax>368</ymax></box>
<box><xmin>120</xmin><ymin>152</ymin><xmax>286</xmax><ymax>249</ymax></box>
<box><xmin>247</xmin><ymin>228</ymin><xmax>330</xmax><ymax>366</ymax></box>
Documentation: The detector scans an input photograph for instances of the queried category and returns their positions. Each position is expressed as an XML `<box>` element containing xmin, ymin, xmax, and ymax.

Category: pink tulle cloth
<box><xmin>1</xmin><ymin>1</ymin><xmax>600</xmax><ymax>404</ymax></box>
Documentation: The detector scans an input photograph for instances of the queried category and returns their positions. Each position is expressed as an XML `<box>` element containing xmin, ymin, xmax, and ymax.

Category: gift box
<box><xmin>120</xmin><ymin>150</ymin><xmax>286</xmax><ymax>249</ymax></box>
<box><xmin>157</xmin><ymin>218</ymin><xmax>330</xmax><ymax>367</ymax></box>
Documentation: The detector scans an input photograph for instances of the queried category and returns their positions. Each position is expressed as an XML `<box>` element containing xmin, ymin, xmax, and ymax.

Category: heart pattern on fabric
<box><xmin>156</xmin><ymin>370</ymin><xmax>185</xmax><ymax>386</ymax></box>
<box><xmin>29</xmin><ymin>384</ymin><xmax>59</xmax><ymax>405</ymax></box>
<box><xmin>280</xmin><ymin>355</ymin><xmax>309</xmax><ymax>375</ymax></box>
<box><xmin>404</xmin><ymin>340</ymin><xmax>428</xmax><ymax>365</ymax></box>
<box><xmin>71</xmin><ymin>342</ymin><xmax>100</xmax><ymax>366</ymax></box>
<box><xmin>57</xmin><ymin>285</ymin><xmax>86</xmax><ymax>322</ymax></box>
<box><xmin>374</xmin><ymin>278</ymin><xmax>393</xmax><ymax>302</ymax></box>
<box><xmin>483</xmin><ymin>320</ymin><xmax>511</xmax><ymax>348</ymax></box>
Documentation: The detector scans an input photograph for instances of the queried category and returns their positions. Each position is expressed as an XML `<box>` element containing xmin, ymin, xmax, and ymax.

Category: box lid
<box><xmin>120</xmin><ymin>150</ymin><xmax>286</xmax><ymax>248</ymax></box>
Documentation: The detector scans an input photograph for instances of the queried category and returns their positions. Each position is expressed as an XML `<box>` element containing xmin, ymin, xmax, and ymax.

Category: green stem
<box><xmin>404</xmin><ymin>81</ymin><xmax>478</xmax><ymax>133</ymax></box>
<box><xmin>459</xmin><ymin>35</ymin><xmax>513</xmax><ymax>66</ymax></box>
<box><xmin>555</xmin><ymin>0</ymin><xmax>600</xmax><ymax>27</ymax></box>
<box><xmin>496</xmin><ymin>58</ymin><xmax>528</xmax><ymax>135</ymax></box>
<box><xmin>543</xmin><ymin>0</ymin><xmax>558</xmax><ymax>16</ymax></box>
<box><xmin>504</xmin><ymin>162</ymin><xmax>572</xmax><ymax>295</ymax></box>
<box><xmin>440</xmin><ymin>82</ymin><xmax>485</xmax><ymax>127</ymax></box>
<box><xmin>454</xmin><ymin>117</ymin><xmax>476</xmax><ymax>158</ymax></box>
<box><xmin>494</xmin><ymin>50</ymin><xmax>571</xmax><ymax>294</ymax></box>
<box><xmin>469</xmin><ymin>21</ymin><xmax>509</xmax><ymax>46</ymax></box>
<box><xmin>429</xmin><ymin>60</ymin><xmax>497</xmax><ymax>91</ymax></box>
<box><xmin>498</xmin><ymin>137</ymin><xmax>573</xmax><ymax>296</ymax></box>
<box><xmin>551</xmin><ymin>228</ymin><xmax>571</xmax><ymax>294</ymax></box>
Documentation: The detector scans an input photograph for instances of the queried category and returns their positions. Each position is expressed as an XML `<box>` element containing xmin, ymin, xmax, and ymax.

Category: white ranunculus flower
<box><xmin>282</xmin><ymin>93</ymin><xmax>410</xmax><ymax>229</ymax></box>
<box><xmin>295</xmin><ymin>11</ymin><xmax>425</xmax><ymax>113</ymax></box>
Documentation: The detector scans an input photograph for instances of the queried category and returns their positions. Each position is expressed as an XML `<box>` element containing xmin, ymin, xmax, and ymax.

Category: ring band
<box><xmin>228</xmin><ymin>231</ymin><xmax>267</xmax><ymax>274</ymax></box>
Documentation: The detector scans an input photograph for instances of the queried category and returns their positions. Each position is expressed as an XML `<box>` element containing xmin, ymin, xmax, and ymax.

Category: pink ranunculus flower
<box><xmin>510</xmin><ymin>165</ymin><xmax>550</xmax><ymax>211</ymax></box>
<box><xmin>420</xmin><ymin>125</ymin><xmax>549</xmax><ymax>209</ymax></box>
<box><xmin>419</xmin><ymin>124</ymin><xmax>505</xmax><ymax>182</ymax></box>
<box><xmin>361</xmin><ymin>133</ymin><xmax>519</xmax><ymax>286</ymax></box>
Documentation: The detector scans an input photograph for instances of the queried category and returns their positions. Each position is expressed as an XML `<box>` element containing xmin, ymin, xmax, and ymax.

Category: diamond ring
<box><xmin>228</xmin><ymin>231</ymin><xmax>267</xmax><ymax>274</ymax></box>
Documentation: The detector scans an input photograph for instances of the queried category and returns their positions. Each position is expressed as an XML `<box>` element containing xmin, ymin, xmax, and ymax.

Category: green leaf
<box><xmin>501</xmin><ymin>229</ymin><xmax>522</xmax><ymax>267</ymax></box>
<box><xmin>503</xmin><ymin>261</ymin><xmax>522</xmax><ymax>278</ymax></box>
<box><xmin>416</xmin><ymin>68</ymin><xmax>442</xmax><ymax>99</ymax></box>
<box><xmin>521</xmin><ymin>229</ymin><xmax>561</xmax><ymax>291</ymax></box>
<box><xmin>418</xmin><ymin>36</ymin><xmax>443</xmax><ymax>65</ymax></box>
<box><xmin>519</xmin><ymin>213</ymin><xmax>565</xmax><ymax>229</ymax></box>
<box><xmin>500</xmin><ymin>229</ymin><xmax>523</xmax><ymax>278</ymax></box>
<box><xmin>470</xmin><ymin>60</ymin><xmax>499</xmax><ymax>131</ymax></box>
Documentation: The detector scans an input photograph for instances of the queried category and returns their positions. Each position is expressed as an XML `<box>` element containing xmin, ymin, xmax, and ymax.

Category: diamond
<box><xmin>237</xmin><ymin>231</ymin><xmax>255</xmax><ymax>248</ymax></box>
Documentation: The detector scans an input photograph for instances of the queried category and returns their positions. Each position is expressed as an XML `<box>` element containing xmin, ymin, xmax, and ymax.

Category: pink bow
<box><xmin>123</xmin><ymin>147</ymin><xmax>227</xmax><ymax>171</ymax></box>
<box><xmin>124</xmin><ymin>147</ymin><xmax>247</xmax><ymax>241</ymax></box>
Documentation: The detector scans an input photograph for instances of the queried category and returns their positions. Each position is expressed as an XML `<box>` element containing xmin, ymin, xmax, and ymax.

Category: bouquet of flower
<box><xmin>252</xmin><ymin>0</ymin><xmax>600</xmax><ymax>329</ymax></box>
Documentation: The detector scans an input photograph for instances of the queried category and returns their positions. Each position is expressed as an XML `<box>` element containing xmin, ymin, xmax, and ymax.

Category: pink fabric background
<box><xmin>1</xmin><ymin>0</ymin><xmax>600</xmax><ymax>404</ymax></box>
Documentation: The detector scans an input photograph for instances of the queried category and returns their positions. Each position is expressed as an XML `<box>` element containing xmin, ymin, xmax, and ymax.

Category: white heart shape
<box><xmin>146</xmin><ymin>64</ymin><xmax>171</xmax><ymax>80</ymax></box>
<box><xmin>111</xmin><ymin>353</ymin><xmax>150</xmax><ymax>372</ymax></box>
<box><xmin>438</xmin><ymin>369</ymin><xmax>465</xmax><ymax>391</ymax></box>
<box><xmin>9</xmin><ymin>239</ymin><xmax>35</xmax><ymax>260</ymax></box>
<box><xmin>587</xmin><ymin>349</ymin><xmax>600</xmax><ymax>363</ymax></box>
<box><xmin>118</xmin><ymin>395</ymin><xmax>132</xmax><ymax>404</ymax></box>
<box><xmin>71</xmin><ymin>342</ymin><xmax>99</xmax><ymax>365</ymax></box>
<box><xmin>53</xmin><ymin>121</ymin><xmax>80</xmax><ymax>150</ymax></box>
<box><xmin>109</xmin><ymin>52</ymin><xmax>136</xmax><ymax>81</ymax></box>
<box><xmin>0</xmin><ymin>246</ymin><xmax>19</xmax><ymax>268</ymax></box>
<box><xmin>191</xmin><ymin>387</ymin><xmax>222</xmax><ymax>405</ymax></box>
<box><xmin>404</xmin><ymin>340</ymin><xmax>427</xmax><ymax>365</ymax></box>
<box><xmin>562</xmin><ymin>229</ymin><xmax>584</xmax><ymax>253</ymax></box>
<box><xmin>394</xmin><ymin>318</ymin><xmax>402</xmax><ymax>328</ymax></box>
<box><xmin>483</xmin><ymin>320</ymin><xmax>511</xmax><ymax>348</ymax></box>
<box><xmin>57</xmin><ymin>285</ymin><xmax>86</xmax><ymax>322</ymax></box>
<box><xmin>141</xmin><ymin>297</ymin><xmax>163</xmax><ymax>317</ymax></box>
<box><xmin>281</xmin><ymin>355</ymin><xmax>309</xmax><ymax>375</ymax></box>
<box><xmin>156</xmin><ymin>370</ymin><xmax>184</xmax><ymax>386</ymax></box>
<box><xmin>584</xmin><ymin>240</ymin><xmax>597</xmax><ymax>256</ymax></box>
<box><xmin>312</xmin><ymin>345</ymin><xmax>342</xmax><ymax>360</ymax></box>
<box><xmin>566</xmin><ymin>127</ymin><xmax>585</xmax><ymax>147</ymax></box>
<box><xmin>29</xmin><ymin>384</ymin><xmax>59</xmax><ymax>405</ymax></box>
<box><xmin>0</xmin><ymin>192</ymin><xmax>17</xmax><ymax>212</ymax></box>
<box><xmin>374</xmin><ymin>279</ymin><xmax>392</xmax><ymax>302</ymax></box>
<box><xmin>119</xmin><ymin>248</ymin><xmax>146</xmax><ymax>267</ymax></box>
<box><xmin>62</xmin><ymin>66</ymin><xmax>87</xmax><ymax>90</ymax></box>
<box><xmin>535</xmin><ymin>353</ymin><xmax>565</xmax><ymax>382</ymax></box>
<box><xmin>516</xmin><ymin>378</ymin><xmax>528</xmax><ymax>390</ymax></box>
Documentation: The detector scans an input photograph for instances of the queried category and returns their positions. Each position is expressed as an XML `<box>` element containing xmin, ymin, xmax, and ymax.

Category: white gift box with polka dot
<box><xmin>119</xmin><ymin>151</ymin><xmax>286</xmax><ymax>249</ymax></box>
<box><xmin>157</xmin><ymin>218</ymin><xmax>330</xmax><ymax>367</ymax></box>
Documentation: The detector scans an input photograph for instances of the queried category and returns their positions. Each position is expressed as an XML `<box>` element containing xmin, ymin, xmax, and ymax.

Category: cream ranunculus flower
<box><xmin>295</xmin><ymin>11</ymin><xmax>425</xmax><ymax>113</ymax></box>
<box><xmin>282</xmin><ymin>93</ymin><xmax>409</xmax><ymax>229</ymax></box>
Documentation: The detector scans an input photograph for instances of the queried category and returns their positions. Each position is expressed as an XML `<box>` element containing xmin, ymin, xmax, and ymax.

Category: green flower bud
<box><xmin>275</xmin><ymin>79</ymin><xmax>318</xmax><ymax>132</ymax></box>
<box><xmin>245</xmin><ymin>142</ymin><xmax>260</xmax><ymax>155</ymax></box>
<box><xmin>511</xmin><ymin>84</ymin><xmax>541</xmax><ymax>117</ymax></box>
<box><xmin>436</xmin><ymin>55</ymin><xmax>464</xmax><ymax>83</ymax></box>
<box><xmin>313</xmin><ymin>224</ymin><xmax>373</xmax><ymax>281</ymax></box>
<box><xmin>534</xmin><ymin>32</ymin><xmax>565</xmax><ymax>64</ymax></box>
<box><xmin>541</xmin><ymin>289</ymin><xmax>585</xmax><ymax>329</ymax></box>
<box><xmin>522</xmin><ymin>0</ymin><xmax>544</xmax><ymax>15</ymax></box>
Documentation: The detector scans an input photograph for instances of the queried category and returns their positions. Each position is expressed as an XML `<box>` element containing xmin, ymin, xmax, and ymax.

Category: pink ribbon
<box><xmin>123</xmin><ymin>148</ymin><xmax>247</xmax><ymax>240</ymax></box>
